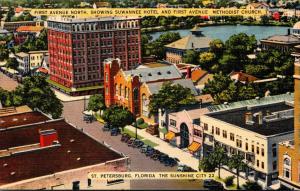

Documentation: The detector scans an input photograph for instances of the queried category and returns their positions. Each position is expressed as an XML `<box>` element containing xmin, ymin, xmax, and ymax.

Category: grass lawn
<box><xmin>47</xmin><ymin>78</ymin><xmax>102</xmax><ymax>92</ymax></box>
<box><xmin>142</xmin><ymin>139</ymin><xmax>159</xmax><ymax>147</ymax></box>
<box><xmin>122</xmin><ymin>127</ymin><xmax>143</xmax><ymax>140</ymax></box>
<box><xmin>137</xmin><ymin>122</ymin><xmax>148</xmax><ymax>129</ymax></box>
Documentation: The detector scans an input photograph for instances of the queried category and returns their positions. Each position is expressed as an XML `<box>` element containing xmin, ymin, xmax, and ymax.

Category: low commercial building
<box><xmin>165</xmin><ymin>27</ymin><xmax>212</xmax><ymax>64</ymax></box>
<box><xmin>0</xmin><ymin>109</ymin><xmax>130</xmax><ymax>190</ymax></box>
<box><xmin>260</xmin><ymin>22</ymin><xmax>300</xmax><ymax>53</ymax></box>
<box><xmin>201</xmin><ymin>93</ymin><xmax>294</xmax><ymax>188</ymax></box>
<box><xmin>28</xmin><ymin>50</ymin><xmax>48</xmax><ymax>70</ymax></box>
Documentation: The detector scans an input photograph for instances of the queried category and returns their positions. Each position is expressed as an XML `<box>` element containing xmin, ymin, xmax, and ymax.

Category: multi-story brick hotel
<box><xmin>47</xmin><ymin>17</ymin><xmax>142</xmax><ymax>95</ymax></box>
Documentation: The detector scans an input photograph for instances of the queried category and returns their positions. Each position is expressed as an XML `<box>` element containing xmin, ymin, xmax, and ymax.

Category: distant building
<box><xmin>47</xmin><ymin>17</ymin><xmax>142</xmax><ymax>96</ymax></box>
<box><xmin>229</xmin><ymin>71</ymin><xmax>259</xmax><ymax>84</ymax></box>
<box><xmin>14</xmin><ymin>25</ymin><xmax>44</xmax><ymax>44</ymax></box>
<box><xmin>191</xmin><ymin>68</ymin><xmax>213</xmax><ymax>90</ymax></box>
<box><xmin>28</xmin><ymin>50</ymin><xmax>48</xmax><ymax>70</ymax></box>
<box><xmin>201</xmin><ymin>94</ymin><xmax>294</xmax><ymax>188</ymax></box>
<box><xmin>260</xmin><ymin>22</ymin><xmax>300</xmax><ymax>53</ymax></box>
<box><xmin>15</xmin><ymin>52</ymin><xmax>29</xmax><ymax>75</ymax></box>
<box><xmin>165</xmin><ymin>27</ymin><xmax>212</xmax><ymax>64</ymax></box>
<box><xmin>3</xmin><ymin>21</ymin><xmax>43</xmax><ymax>32</ymax></box>
<box><xmin>0</xmin><ymin>109</ymin><xmax>130</xmax><ymax>189</ymax></box>
<box><xmin>104</xmin><ymin>59</ymin><xmax>198</xmax><ymax>124</ymax></box>
<box><xmin>246</xmin><ymin>2</ymin><xmax>269</xmax><ymax>10</ymax></box>
<box><xmin>93</xmin><ymin>2</ymin><xmax>112</xmax><ymax>8</ymax></box>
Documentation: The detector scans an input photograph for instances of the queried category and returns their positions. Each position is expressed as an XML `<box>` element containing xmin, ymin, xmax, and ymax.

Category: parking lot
<box><xmin>63</xmin><ymin>100</ymin><xmax>204</xmax><ymax>190</ymax></box>
<box><xmin>0</xmin><ymin>71</ymin><xmax>18</xmax><ymax>91</ymax></box>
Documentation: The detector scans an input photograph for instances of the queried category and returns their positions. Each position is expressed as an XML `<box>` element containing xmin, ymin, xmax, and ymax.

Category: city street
<box><xmin>62</xmin><ymin>100</ymin><xmax>204</xmax><ymax>190</ymax></box>
<box><xmin>0</xmin><ymin>72</ymin><xmax>18</xmax><ymax>91</ymax></box>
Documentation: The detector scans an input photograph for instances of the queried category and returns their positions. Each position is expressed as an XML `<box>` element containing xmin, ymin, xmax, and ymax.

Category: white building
<box><xmin>201</xmin><ymin>93</ymin><xmax>294</xmax><ymax>188</ymax></box>
<box><xmin>15</xmin><ymin>52</ymin><xmax>29</xmax><ymax>75</ymax></box>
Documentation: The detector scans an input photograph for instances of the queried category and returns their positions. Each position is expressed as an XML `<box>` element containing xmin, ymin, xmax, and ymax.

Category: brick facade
<box><xmin>48</xmin><ymin>17</ymin><xmax>142</xmax><ymax>89</ymax></box>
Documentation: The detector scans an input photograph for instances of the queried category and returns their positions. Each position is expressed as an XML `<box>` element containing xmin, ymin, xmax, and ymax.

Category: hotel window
<box><xmin>245</xmin><ymin>143</ymin><xmax>248</xmax><ymax>151</ymax></box>
<box><xmin>222</xmin><ymin>130</ymin><xmax>227</xmax><ymax>138</ymax></box>
<box><xmin>261</xmin><ymin>148</ymin><xmax>264</xmax><ymax>156</ymax></box>
<box><xmin>216</xmin><ymin>127</ymin><xmax>220</xmax><ymax>135</ymax></box>
<box><xmin>119</xmin><ymin>84</ymin><xmax>122</xmax><ymax>96</ymax></box>
<box><xmin>105</xmin><ymin>73</ymin><xmax>108</xmax><ymax>82</ymax></box>
<box><xmin>257</xmin><ymin>160</ymin><xmax>259</xmax><ymax>167</ymax></box>
<box><xmin>272</xmin><ymin>147</ymin><xmax>277</xmax><ymax>157</ymax></box>
<box><xmin>261</xmin><ymin>162</ymin><xmax>264</xmax><ymax>169</ymax></box>
<box><xmin>170</xmin><ymin>119</ymin><xmax>176</xmax><ymax>127</ymax></box>
<box><xmin>230</xmin><ymin>133</ymin><xmax>235</xmax><ymax>141</ymax></box>
<box><xmin>211</xmin><ymin>126</ymin><xmax>214</xmax><ymax>134</ymax></box>
<box><xmin>273</xmin><ymin>161</ymin><xmax>277</xmax><ymax>170</ymax></box>
<box><xmin>204</xmin><ymin>123</ymin><xmax>208</xmax><ymax>131</ymax></box>
<box><xmin>236</xmin><ymin>139</ymin><xmax>242</xmax><ymax>148</ymax></box>
<box><xmin>115</xmin><ymin>84</ymin><xmax>118</xmax><ymax>95</ymax></box>
<box><xmin>193</xmin><ymin>129</ymin><xmax>202</xmax><ymax>137</ymax></box>
<box><xmin>252</xmin><ymin>145</ymin><xmax>254</xmax><ymax>153</ymax></box>
<box><xmin>256</xmin><ymin>146</ymin><xmax>259</xmax><ymax>155</ymax></box>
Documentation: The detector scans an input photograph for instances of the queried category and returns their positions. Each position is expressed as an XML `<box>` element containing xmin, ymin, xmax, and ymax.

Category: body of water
<box><xmin>150</xmin><ymin>25</ymin><xmax>290</xmax><ymax>42</ymax></box>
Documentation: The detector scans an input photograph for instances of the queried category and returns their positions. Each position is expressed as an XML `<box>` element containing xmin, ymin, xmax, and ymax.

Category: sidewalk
<box><xmin>53</xmin><ymin>89</ymin><xmax>90</xmax><ymax>102</ymax></box>
<box><xmin>125</xmin><ymin>125</ymin><xmax>252</xmax><ymax>188</ymax></box>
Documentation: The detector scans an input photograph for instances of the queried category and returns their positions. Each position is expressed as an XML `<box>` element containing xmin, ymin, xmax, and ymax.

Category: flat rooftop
<box><xmin>0</xmin><ymin>117</ymin><xmax>122</xmax><ymax>185</ymax></box>
<box><xmin>0</xmin><ymin>111</ymin><xmax>49</xmax><ymax>129</ymax></box>
<box><xmin>207</xmin><ymin>102</ymin><xmax>294</xmax><ymax>136</ymax></box>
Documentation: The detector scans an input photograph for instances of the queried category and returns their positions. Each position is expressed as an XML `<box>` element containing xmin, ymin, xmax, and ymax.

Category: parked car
<box><xmin>133</xmin><ymin>139</ymin><xmax>144</xmax><ymax>148</ymax></box>
<box><xmin>111</xmin><ymin>127</ymin><xmax>120</xmax><ymax>136</ymax></box>
<box><xmin>158</xmin><ymin>154</ymin><xmax>169</xmax><ymax>163</ymax></box>
<box><xmin>164</xmin><ymin>158</ymin><xmax>178</xmax><ymax>167</ymax></box>
<box><xmin>203</xmin><ymin>179</ymin><xmax>224</xmax><ymax>190</ymax></box>
<box><xmin>177</xmin><ymin>164</ymin><xmax>190</xmax><ymax>172</ymax></box>
<box><xmin>102</xmin><ymin>123</ymin><xmax>110</xmax><ymax>132</ymax></box>
<box><xmin>150</xmin><ymin>150</ymin><xmax>161</xmax><ymax>160</ymax></box>
<box><xmin>127</xmin><ymin>138</ymin><xmax>136</xmax><ymax>146</ymax></box>
<box><xmin>140</xmin><ymin>145</ymin><xmax>149</xmax><ymax>153</ymax></box>
<box><xmin>83</xmin><ymin>114</ymin><xmax>95</xmax><ymax>123</ymax></box>
<box><xmin>121</xmin><ymin>133</ymin><xmax>130</xmax><ymax>142</ymax></box>
<box><xmin>145</xmin><ymin>147</ymin><xmax>155</xmax><ymax>157</ymax></box>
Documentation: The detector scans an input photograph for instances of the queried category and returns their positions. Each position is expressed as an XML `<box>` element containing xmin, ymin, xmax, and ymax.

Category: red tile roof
<box><xmin>191</xmin><ymin>69</ymin><xmax>208</xmax><ymax>82</ymax></box>
<box><xmin>16</xmin><ymin>26</ymin><xmax>44</xmax><ymax>33</ymax></box>
<box><xmin>229</xmin><ymin>71</ymin><xmax>259</xmax><ymax>82</ymax></box>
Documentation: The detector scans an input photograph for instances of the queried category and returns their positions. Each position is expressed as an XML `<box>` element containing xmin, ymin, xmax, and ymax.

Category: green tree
<box><xmin>203</xmin><ymin>72</ymin><xmax>258</xmax><ymax>104</ymax></box>
<box><xmin>87</xmin><ymin>94</ymin><xmax>106</xmax><ymax>113</ymax></box>
<box><xmin>6</xmin><ymin>57</ymin><xmax>19</xmax><ymax>71</ymax></box>
<box><xmin>148</xmin><ymin>81</ymin><xmax>196</xmax><ymax>115</ymax></box>
<box><xmin>213</xmin><ymin>145</ymin><xmax>228</xmax><ymax>178</ymax></box>
<box><xmin>15</xmin><ymin>76</ymin><xmax>63</xmax><ymax>118</ymax></box>
<box><xmin>199</xmin><ymin>52</ymin><xmax>216</xmax><ymax>71</ymax></box>
<box><xmin>0</xmin><ymin>45</ymin><xmax>9</xmax><ymax>61</ymax></box>
<box><xmin>199</xmin><ymin>155</ymin><xmax>216</xmax><ymax>172</ymax></box>
<box><xmin>102</xmin><ymin>105</ymin><xmax>135</xmax><ymax>129</ymax></box>
<box><xmin>242</xmin><ymin>181</ymin><xmax>262</xmax><ymax>190</ymax></box>
<box><xmin>209</xmin><ymin>39</ymin><xmax>225</xmax><ymax>58</ymax></box>
<box><xmin>182</xmin><ymin>49</ymin><xmax>198</xmax><ymax>64</ymax></box>
<box><xmin>228</xmin><ymin>154</ymin><xmax>246</xmax><ymax>189</ymax></box>
<box><xmin>260</xmin><ymin>15</ymin><xmax>270</xmax><ymax>25</ymax></box>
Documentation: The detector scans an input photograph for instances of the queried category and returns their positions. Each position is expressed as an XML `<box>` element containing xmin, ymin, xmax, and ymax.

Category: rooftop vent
<box><xmin>77</xmin><ymin>157</ymin><xmax>81</xmax><ymax>161</ymax></box>
<box><xmin>139</xmin><ymin>74</ymin><xmax>142</xmax><ymax>77</ymax></box>
<box><xmin>70</xmin><ymin>139</ymin><xmax>75</xmax><ymax>143</ymax></box>
<box><xmin>148</xmin><ymin>73</ymin><xmax>152</xmax><ymax>76</ymax></box>
<box><xmin>255</xmin><ymin>97</ymin><xmax>260</xmax><ymax>100</ymax></box>
<box><xmin>12</xmin><ymin>118</ymin><xmax>18</xmax><ymax>121</ymax></box>
<box><xmin>10</xmin><ymin>172</ymin><xmax>15</xmax><ymax>176</ymax></box>
<box><xmin>67</xmin><ymin>150</ymin><xmax>71</xmax><ymax>153</ymax></box>
<box><xmin>3</xmin><ymin>163</ymin><xmax>8</xmax><ymax>167</ymax></box>
<box><xmin>245</xmin><ymin>112</ymin><xmax>254</xmax><ymax>125</ymax></box>
<box><xmin>167</xmin><ymin>71</ymin><xmax>171</xmax><ymax>74</ymax></box>
<box><xmin>157</xmin><ymin>72</ymin><xmax>161</xmax><ymax>75</ymax></box>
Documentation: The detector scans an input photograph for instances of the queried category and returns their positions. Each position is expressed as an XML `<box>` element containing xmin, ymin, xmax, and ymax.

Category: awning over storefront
<box><xmin>188</xmin><ymin>141</ymin><xmax>201</xmax><ymax>153</ymax></box>
<box><xmin>165</xmin><ymin>131</ymin><xmax>175</xmax><ymax>140</ymax></box>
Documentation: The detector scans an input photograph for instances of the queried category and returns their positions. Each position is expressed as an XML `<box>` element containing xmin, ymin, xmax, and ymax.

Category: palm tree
<box><xmin>213</xmin><ymin>145</ymin><xmax>228</xmax><ymax>178</ymax></box>
<box><xmin>228</xmin><ymin>153</ymin><xmax>245</xmax><ymax>189</ymax></box>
